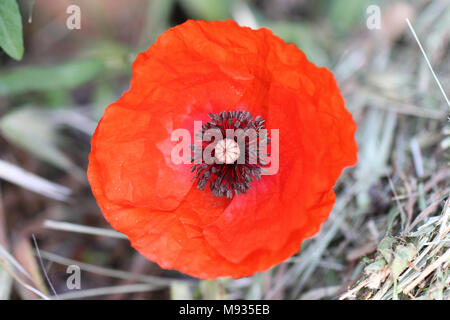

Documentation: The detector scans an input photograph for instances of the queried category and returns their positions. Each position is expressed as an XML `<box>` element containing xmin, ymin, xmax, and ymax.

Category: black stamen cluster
<box><xmin>191</xmin><ymin>111</ymin><xmax>270</xmax><ymax>199</ymax></box>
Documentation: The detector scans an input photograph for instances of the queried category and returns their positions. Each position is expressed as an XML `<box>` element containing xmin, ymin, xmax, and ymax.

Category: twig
<box><xmin>406</xmin><ymin>199</ymin><xmax>441</xmax><ymax>233</ymax></box>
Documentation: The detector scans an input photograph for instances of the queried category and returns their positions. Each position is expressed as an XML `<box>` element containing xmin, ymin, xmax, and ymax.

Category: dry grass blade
<box><xmin>51</xmin><ymin>108</ymin><xmax>97</xmax><ymax>136</ymax></box>
<box><xmin>31</xmin><ymin>234</ymin><xmax>58</xmax><ymax>298</ymax></box>
<box><xmin>0</xmin><ymin>260</ymin><xmax>51</xmax><ymax>300</ymax></box>
<box><xmin>340</xmin><ymin>198</ymin><xmax>450</xmax><ymax>300</ymax></box>
<box><xmin>299</xmin><ymin>285</ymin><xmax>341</xmax><ymax>300</ymax></box>
<box><xmin>0</xmin><ymin>265</ymin><xmax>13</xmax><ymax>299</ymax></box>
<box><xmin>42</xmin><ymin>220</ymin><xmax>128</xmax><ymax>239</ymax></box>
<box><xmin>38</xmin><ymin>250</ymin><xmax>191</xmax><ymax>287</ymax></box>
<box><xmin>0</xmin><ymin>244</ymin><xmax>32</xmax><ymax>281</ymax></box>
<box><xmin>0</xmin><ymin>244</ymin><xmax>50</xmax><ymax>300</ymax></box>
<box><xmin>0</xmin><ymin>107</ymin><xmax>84</xmax><ymax>180</ymax></box>
<box><xmin>0</xmin><ymin>187</ymin><xmax>13</xmax><ymax>299</ymax></box>
<box><xmin>403</xmin><ymin>248</ymin><xmax>450</xmax><ymax>295</ymax></box>
<box><xmin>0</xmin><ymin>159</ymin><xmax>71</xmax><ymax>201</ymax></box>
<box><xmin>405</xmin><ymin>18</ymin><xmax>450</xmax><ymax>109</ymax></box>
<box><xmin>54</xmin><ymin>283</ymin><xmax>161</xmax><ymax>300</ymax></box>
<box><xmin>407</xmin><ymin>199</ymin><xmax>442</xmax><ymax>233</ymax></box>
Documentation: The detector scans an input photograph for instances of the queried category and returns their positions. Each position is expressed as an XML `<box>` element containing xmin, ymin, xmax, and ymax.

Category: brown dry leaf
<box><xmin>367</xmin><ymin>265</ymin><xmax>391</xmax><ymax>290</ymax></box>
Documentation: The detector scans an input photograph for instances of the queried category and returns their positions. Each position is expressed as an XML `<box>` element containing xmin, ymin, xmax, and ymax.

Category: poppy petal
<box><xmin>88</xmin><ymin>19</ymin><xmax>357</xmax><ymax>279</ymax></box>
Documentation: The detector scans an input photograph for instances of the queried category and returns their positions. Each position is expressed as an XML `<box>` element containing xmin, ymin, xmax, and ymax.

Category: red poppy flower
<box><xmin>87</xmin><ymin>19</ymin><xmax>357</xmax><ymax>279</ymax></box>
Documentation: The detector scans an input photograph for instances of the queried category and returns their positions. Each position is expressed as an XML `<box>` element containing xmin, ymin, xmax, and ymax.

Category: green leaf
<box><xmin>179</xmin><ymin>0</ymin><xmax>230</xmax><ymax>20</ymax></box>
<box><xmin>140</xmin><ymin>0</ymin><xmax>175</xmax><ymax>45</ymax></box>
<box><xmin>0</xmin><ymin>58</ymin><xmax>104</xmax><ymax>95</ymax></box>
<box><xmin>390</xmin><ymin>243</ymin><xmax>416</xmax><ymax>280</ymax></box>
<box><xmin>0</xmin><ymin>0</ymin><xmax>24</xmax><ymax>60</ymax></box>
<box><xmin>390</xmin><ymin>243</ymin><xmax>416</xmax><ymax>300</ymax></box>
<box><xmin>378</xmin><ymin>236</ymin><xmax>396</xmax><ymax>264</ymax></box>
<box><xmin>364</xmin><ymin>259</ymin><xmax>387</xmax><ymax>275</ymax></box>
<box><xmin>326</xmin><ymin>0</ymin><xmax>384</xmax><ymax>34</ymax></box>
<box><xmin>268</xmin><ymin>21</ymin><xmax>329</xmax><ymax>67</ymax></box>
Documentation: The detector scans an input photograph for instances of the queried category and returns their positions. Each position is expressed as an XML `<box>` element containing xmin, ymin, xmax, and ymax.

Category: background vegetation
<box><xmin>0</xmin><ymin>0</ymin><xmax>448</xmax><ymax>300</ymax></box>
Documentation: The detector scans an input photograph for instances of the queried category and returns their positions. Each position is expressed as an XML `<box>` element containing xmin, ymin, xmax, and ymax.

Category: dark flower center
<box><xmin>191</xmin><ymin>111</ymin><xmax>270</xmax><ymax>198</ymax></box>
